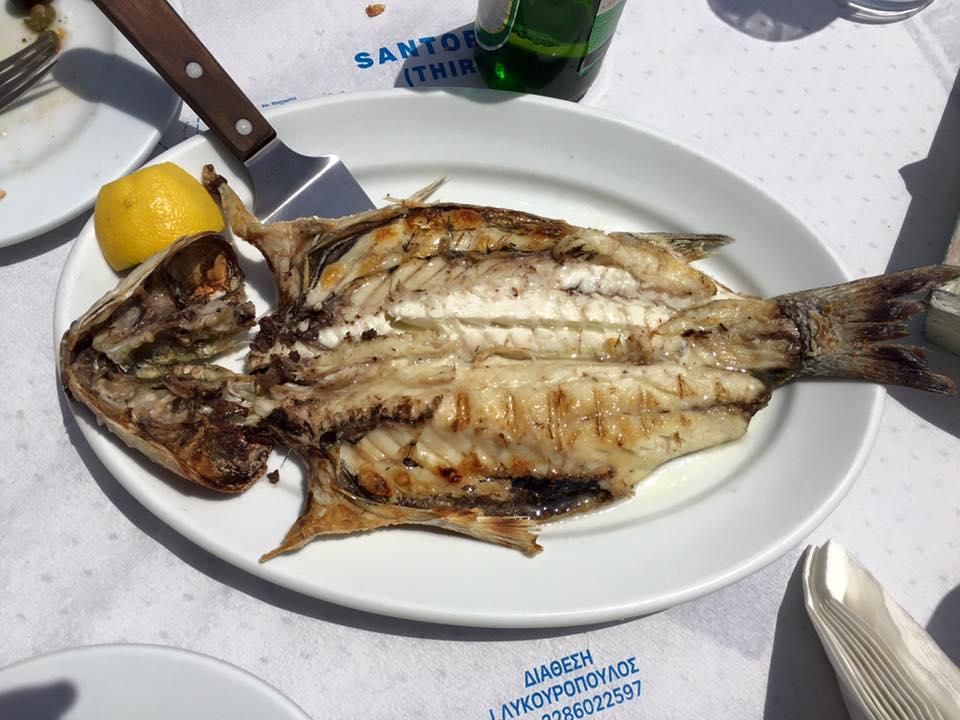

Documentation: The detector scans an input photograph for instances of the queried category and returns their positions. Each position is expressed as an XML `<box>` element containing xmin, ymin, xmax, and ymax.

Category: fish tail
<box><xmin>775</xmin><ymin>265</ymin><xmax>960</xmax><ymax>395</ymax></box>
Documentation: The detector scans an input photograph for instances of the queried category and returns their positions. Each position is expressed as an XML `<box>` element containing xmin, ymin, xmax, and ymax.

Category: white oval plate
<box><xmin>0</xmin><ymin>0</ymin><xmax>180</xmax><ymax>247</ymax></box>
<box><xmin>0</xmin><ymin>644</ymin><xmax>309</xmax><ymax>720</ymax></box>
<box><xmin>54</xmin><ymin>89</ymin><xmax>883</xmax><ymax>628</ymax></box>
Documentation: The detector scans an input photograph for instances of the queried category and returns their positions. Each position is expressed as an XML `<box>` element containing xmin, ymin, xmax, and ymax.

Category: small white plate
<box><xmin>0</xmin><ymin>645</ymin><xmax>310</xmax><ymax>720</ymax></box>
<box><xmin>0</xmin><ymin>0</ymin><xmax>180</xmax><ymax>247</ymax></box>
<box><xmin>54</xmin><ymin>89</ymin><xmax>883</xmax><ymax>628</ymax></box>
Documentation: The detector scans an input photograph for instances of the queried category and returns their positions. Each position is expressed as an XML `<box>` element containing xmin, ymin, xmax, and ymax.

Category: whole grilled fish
<box><xmin>59</xmin><ymin>165</ymin><xmax>960</xmax><ymax>558</ymax></box>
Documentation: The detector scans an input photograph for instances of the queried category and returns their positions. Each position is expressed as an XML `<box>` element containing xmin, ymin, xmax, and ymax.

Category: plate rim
<box><xmin>0</xmin><ymin>0</ymin><xmax>182</xmax><ymax>247</ymax></box>
<box><xmin>53</xmin><ymin>87</ymin><xmax>886</xmax><ymax>627</ymax></box>
<box><xmin>0</xmin><ymin>643</ymin><xmax>311</xmax><ymax>719</ymax></box>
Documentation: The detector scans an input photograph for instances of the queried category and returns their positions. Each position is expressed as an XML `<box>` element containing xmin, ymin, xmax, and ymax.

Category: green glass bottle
<box><xmin>474</xmin><ymin>0</ymin><xmax>627</xmax><ymax>102</ymax></box>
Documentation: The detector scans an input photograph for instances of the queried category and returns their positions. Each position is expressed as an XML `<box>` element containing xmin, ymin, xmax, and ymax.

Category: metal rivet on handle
<box><xmin>185</xmin><ymin>61</ymin><xmax>203</xmax><ymax>79</ymax></box>
<box><xmin>235</xmin><ymin>118</ymin><xmax>253</xmax><ymax>136</ymax></box>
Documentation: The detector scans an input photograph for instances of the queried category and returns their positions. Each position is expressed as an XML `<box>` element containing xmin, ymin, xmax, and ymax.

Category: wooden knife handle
<box><xmin>93</xmin><ymin>0</ymin><xmax>276</xmax><ymax>161</ymax></box>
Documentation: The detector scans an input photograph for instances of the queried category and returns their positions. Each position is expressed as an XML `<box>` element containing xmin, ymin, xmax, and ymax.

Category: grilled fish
<box><xmin>59</xmin><ymin>233</ymin><xmax>272</xmax><ymax>492</ymax></box>
<box><xmin>59</xmin><ymin>165</ymin><xmax>960</xmax><ymax>558</ymax></box>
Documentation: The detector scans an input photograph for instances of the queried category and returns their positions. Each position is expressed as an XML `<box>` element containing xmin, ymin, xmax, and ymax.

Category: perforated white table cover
<box><xmin>2</xmin><ymin>2</ymin><xmax>959</xmax><ymax>718</ymax></box>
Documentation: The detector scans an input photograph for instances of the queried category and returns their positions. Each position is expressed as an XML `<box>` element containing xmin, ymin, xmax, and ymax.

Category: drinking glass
<box><xmin>833</xmin><ymin>0</ymin><xmax>935</xmax><ymax>22</ymax></box>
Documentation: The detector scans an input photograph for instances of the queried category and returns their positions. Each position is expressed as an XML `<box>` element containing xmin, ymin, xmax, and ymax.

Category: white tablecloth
<box><xmin>3</xmin><ymin>1</ymin><xmax>959</xmax><ymax>717</ymax></box>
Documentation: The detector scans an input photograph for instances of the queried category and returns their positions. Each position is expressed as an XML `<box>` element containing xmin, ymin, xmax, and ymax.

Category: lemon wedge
<box><xmin>94</xmin><ymin>163</ymin><xmax>224</xmax><ymax>271</ymax></box>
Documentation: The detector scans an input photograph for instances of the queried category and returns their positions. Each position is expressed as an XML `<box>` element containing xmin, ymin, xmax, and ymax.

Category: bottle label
<box><xmin>476</xmin><ymin>0</ymin><xmax>520</xmax><ymax>51</ymax></box>
<box><xmin>579</xmin><ymin>0</ymin><xmax>626</xmax><ymax>75</ymax></box>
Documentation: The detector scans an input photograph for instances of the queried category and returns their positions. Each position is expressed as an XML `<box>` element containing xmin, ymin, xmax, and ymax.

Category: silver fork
<box><xmin>0</xmin><ymin>30</ymin><xmax>60</xmax><ymax>112</ymax></box>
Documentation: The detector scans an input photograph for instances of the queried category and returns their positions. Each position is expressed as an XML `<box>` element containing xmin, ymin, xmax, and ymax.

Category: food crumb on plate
<box><xmin>23</xmin><ymin>3</ymin><xmax>57</xmax><ymax>33</ymax></box>
<box><xmin>365</xmin><ymin>3</ymin><xmax>385</xmax><ymax>17</ymax></box>
<box><xmin>267</xmin><ymin>470</ymin><xmax>280</xmax><ymax>484</ymax></box>
<box><xmin>0</xmin><ymin>190</ymin><xmax>6</xmax><ymax>200</ymax></box>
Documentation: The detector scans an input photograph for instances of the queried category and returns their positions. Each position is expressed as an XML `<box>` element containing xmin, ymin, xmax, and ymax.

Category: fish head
<box><xmin>59</xmin><ymin>232</ymin><xmax>273</xmax><ymax>492</ymax></box>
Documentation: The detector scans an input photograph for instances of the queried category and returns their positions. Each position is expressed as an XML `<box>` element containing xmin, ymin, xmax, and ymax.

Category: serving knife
<box><xmin>92</xmin><ymin>0</ymin><xmax>375</xmax><ymax>221</ymax></box>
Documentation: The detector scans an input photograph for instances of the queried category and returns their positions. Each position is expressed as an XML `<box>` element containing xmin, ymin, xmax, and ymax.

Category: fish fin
<box><xmin>611</xmin><ymin>232</ymin><xmax>734</xmax><ymax>262</ymax></box>
<box><xmin>261</xmin><ymin>478</ymin><xmax>542</xmax><ymax>559</ymax></box>
<box><xmin>202</xmin><ymin>165</ymin><xmax>261</xmax><ymax>240</ymax></box>
<box><xmin>428</xmin><ymin>511</ymin><xmax>542</xmax><ymax>554</ymax></box>
<box><xmin>202</xmin><ymin>164</ymin><xmax>333</xmax><ymax>310</ymax></box>
<box><xmin>384</xmin><ymin>177</ymin><xmax>446</xmax><ymax>206</ymax></box>
<box><xmin>261</xmin><ymin>494</ymin><xmax>541</xmax><ymax>560</ymax></box>
<box><xmin>776</xmin><ymin>265</ymin><xmax>960</xmax><ymax>394</ymax></box>
<box><xmin>259</xmin><ymin>487</ymin><xmax>395</xmax><ymax>561</ymax></box>
<box><xmin>260</xmin><ymin>455</ymin><xmax>541</xmax><ymax>560</ymax></box>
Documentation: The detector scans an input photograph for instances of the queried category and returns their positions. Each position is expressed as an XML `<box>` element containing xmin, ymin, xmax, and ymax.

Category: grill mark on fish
<box><xmin>548</xmin><ymin>387</ymin><xmax>566</xmax><ymax>452</ymax></box>
<box><xmin>504</xmin><ymin>391</ymin><xmax>519</xmax><ymax>437</ymax></box>
<box><xmin>358</xmin><ymin>468</ymin><xmax>391</xmax><ymax>498</ymax></box>
<box><xmin>729</xmin><ymin>389</ymin><xmax>773</xmax><ymax>418</ymax></box>
<box><xmin>681</xmin><ymin>323</ymin><xmax>728</xmax><ymax>339</ymax></box>
<box><xmin>452</xmin><ymin>391</ymin><xmax>471</xmax><ymax>431</ymax></box>
<box><xmin>592</xmin><ymin>387</ymin><xmax>606</xmax><ymax>439</ymax></box>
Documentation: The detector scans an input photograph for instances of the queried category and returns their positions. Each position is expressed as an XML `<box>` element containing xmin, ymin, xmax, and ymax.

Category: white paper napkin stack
<box><xmin>803</xmin><ymin>542</ymin><xmax>960</xmax><ymax>720</ymax></box>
